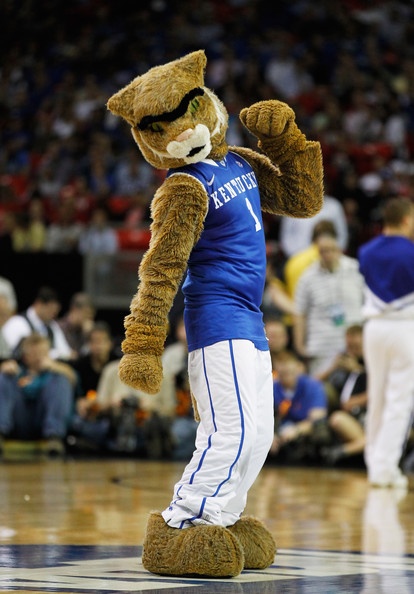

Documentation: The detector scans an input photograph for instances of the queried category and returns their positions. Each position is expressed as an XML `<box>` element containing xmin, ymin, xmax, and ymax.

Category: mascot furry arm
<box><xmin>107</xmin><ymin>49</ymin><xmax>323</xmax><ymax>395</ymax></box>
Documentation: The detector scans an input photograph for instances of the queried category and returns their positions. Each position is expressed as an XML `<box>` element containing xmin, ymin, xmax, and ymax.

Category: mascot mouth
<box><xmin>167</xmin><ymin>124</ymin><xmax>212</xmax><ymax>163</ymax></box>
<box><xmin>187</xmin><ymin>145</ymin><xmax>205</xmax><ymax>157</ymax></box>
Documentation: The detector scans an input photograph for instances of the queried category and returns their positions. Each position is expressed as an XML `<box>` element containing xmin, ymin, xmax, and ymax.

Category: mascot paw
<box><xmin>118</xmin><ymin>353</ymin><xmax>162</xmax><ymax>394</ymax></box>
<box><xmin>228</xmin><ymin>516</ymin><xmax>276</xmax><ymax>569</ymax></box>
<box><xmin>239</xmin><ymin>100</ymin><xmax>295</xmax><ymax>140</ymax></box>
<box><xmin>142</xmin><ymin>511</ymin><xmax>244</xmax><ymax>578</ymax></box>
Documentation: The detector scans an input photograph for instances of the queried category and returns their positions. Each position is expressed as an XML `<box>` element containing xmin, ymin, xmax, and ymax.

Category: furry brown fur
<box><xmin>142</xmin><ymin>511</ymin><xmax>244</xmax><ymax>578</ymax></box>
<box><xmin>108</xmin><ymin>51</ymin><xmax>323</xmax><ymax>396</ymax></box>
<box><xmin>228</xmin><ymin>515</ymin><xmax>276</xmax><ymax>569</ymax></box>
<box><xmin>107</xmin><ymin>49</ymin><xmax>323</xmax><ymax>579</ymax></box>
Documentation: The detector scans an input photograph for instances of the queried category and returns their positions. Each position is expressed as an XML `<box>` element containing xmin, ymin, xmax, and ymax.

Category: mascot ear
<box><xmin>106</xmin><ymin>49</ymin><xmax>207</xmax><ymax>127</ymax></box>
<box><xmin>107</xmin><ymin>84</ymin><xmax>138</xmax><ymax>127</ymax></box>
<box><xmin>179</xmin><ymin>49</ymin><xmax>207</xmax><ymax>81</ymax></box>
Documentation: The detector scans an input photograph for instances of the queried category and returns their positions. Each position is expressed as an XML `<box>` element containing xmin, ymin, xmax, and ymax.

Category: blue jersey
<box><xmin>168</xmin><ymin>151</ymin><xmax>268</xmax><ymax>352</ymax></box>
<box><xmin>358</xmin><ymin>235</ymin><xmax>414</xmax><ymax>318</ymax></box>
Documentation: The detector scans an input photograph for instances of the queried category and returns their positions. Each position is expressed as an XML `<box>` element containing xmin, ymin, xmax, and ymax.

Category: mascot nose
<box><xmin>175</xmin><ymin>128</ymin><xmax>194</xmax><ymax>142</ymax></box>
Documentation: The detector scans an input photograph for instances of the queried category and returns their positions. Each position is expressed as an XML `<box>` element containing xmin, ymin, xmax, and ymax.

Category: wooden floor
<box><xmin>1</xmin><ymin>454</ymin><xmax>414</xmax><ymax>593</ymax></box>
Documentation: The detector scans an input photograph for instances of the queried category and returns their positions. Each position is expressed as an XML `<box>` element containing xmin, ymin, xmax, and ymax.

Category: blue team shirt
<box><xmin>273</xmin><ymin>375</ymin><xmax>327</xmax><ymax>423</ymax></box>
<box><xmin>167</xmin><ymin>151</ymin><xmax>268</xmax><ymax>352</ymax></box>
<box><xmin>358</xmin><ymin>235</ymin><xmax>414</xmax><ymax>302</ymax></box>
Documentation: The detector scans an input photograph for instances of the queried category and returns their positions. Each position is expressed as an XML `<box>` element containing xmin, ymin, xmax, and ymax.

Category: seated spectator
<box><xmin>122</xmin><ymin>189</ymin><xmax>151</xmax><ymax>229</ymax></box>
<box><xmin>45</xmin><ymin>201</ymin><xmax>84</xmax><ymax>253</ymax></box>
<box><xmin>10</xmin><ymin>199</ymin><xmax>47</xmax><ymax>252</ymax></box>
<box><xmin>113</xmin><ymin>148</ymin><xmax>155</xmax><ymax>197</ymax></box>
<box><xmin>58</xmin><ymin>176</ymin><xmax>97</xmax><ymax>224</ymax></box>
<box><xmin>0</xmin><ymin>334</ymin><xmax>76</xmax><ymax>457</ymax></box>
<box><xmin>269</xmin><ymin>350</ymin><xmax>328</xmax><ymax>464</ymax></box>
<box><xmin>70</xmin><ymin>321</ymin><xmax>120</xmax><ymax>401</ymax></box>
<box><xmin>2</xmin><ymin>286</ymin><xmax>74</xmax><ymax>361</ymax></box>
<box><xmin>0</xmin><ymin>275</ymin><xmax>17</xmax><ymax>314</ymax></box>
<box><xmin>316</xmin><ymin>324</ymin><xmax>367</xmax><ymax>466</ymax></box>
<box><xmin>67</xmin><ymin>321</ymin><xmax>121</xmax><ymax>451</ymax></box>
<box><xmin>315</xmin><ymin>324</ymin><xmax>367</xmax><ymax>412</ymax></box>
<box><xmin>264</xmin><ymin>316</ymin><xmax>291</xmax><ymax>373</ymax></box>
<box><xmin>78</xmin><ymin>316</ymin><xmax>194</xmax><ymax>460</ymax></box>
<box><xmin>320</xmin><ymin>409</ymin><xmax>366</xmax><ymax>467</ymax></box>
<box><xmin>78</xmin><ymin>206</ymin><xmax>118</xmax><ymax>256</ymax></box>
<box><xmin>57</xmin><ymin>292</ymin><xmax>96</xmax><ymax>358</ymax></box>
<box><xmin>0</xmin><ymin>293</ymin><xmax>14</xmax><ymax>362</ymax></box>
<box><xmin>68</xmin><ymin>357</ymin><xmax>171</xmax><ymax>457</ymax></box>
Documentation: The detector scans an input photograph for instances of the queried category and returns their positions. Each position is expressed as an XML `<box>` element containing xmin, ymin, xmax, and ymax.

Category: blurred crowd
<box><xmin>1</xmin><ymin>0</ymin><xmax>414</xmax><ymax>256</ymax></box>
<box><xmin>1</xmin><ymin>1</ymin><xmax>414</xmax><ymax>469</ymax></box>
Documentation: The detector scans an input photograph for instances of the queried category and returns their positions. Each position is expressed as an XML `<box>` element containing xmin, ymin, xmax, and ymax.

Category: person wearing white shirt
<box><xmin>0</xmin><ymin>276</ymin><xmax>17</xmax><ymax>314</ymax></box>
<box><xmin>2</xmin><ymin>286</ymin><xmax>74</xmax><ymax>361</ymax></box>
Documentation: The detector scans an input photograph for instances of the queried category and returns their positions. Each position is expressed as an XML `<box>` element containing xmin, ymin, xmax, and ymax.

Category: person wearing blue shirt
<box><xmin>270</xmin><ymin>350</ymin><xmax>328</xmax><ymax>461</ymax></box>
<box><xmin>0</xmin><ymin>333</ymin><xmax>75</xmax><ymax>457</ymax></box>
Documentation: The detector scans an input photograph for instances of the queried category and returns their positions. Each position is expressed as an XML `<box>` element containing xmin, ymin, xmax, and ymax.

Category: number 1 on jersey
<box><xmin>245</xmin><ymin>198</ymin><xmax>262</xmax><ymax>231</ymax></box>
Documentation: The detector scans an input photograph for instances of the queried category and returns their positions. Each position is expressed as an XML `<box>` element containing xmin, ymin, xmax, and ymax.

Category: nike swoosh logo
<box><xmin>206</xmin><ymin>175</ymin><xmax>215</xmax><ymax>186</ymax></box>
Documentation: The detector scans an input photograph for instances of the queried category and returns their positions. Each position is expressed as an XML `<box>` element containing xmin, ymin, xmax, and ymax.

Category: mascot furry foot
<box><xmin>228</xmin><ymin>515</ymin><xmax>276</xmax><ymax>569</ymax></box>
<box><xmin>142</xmin><ymin>511</ymin><xmax>244</xmax><ymax>578</ymax></box>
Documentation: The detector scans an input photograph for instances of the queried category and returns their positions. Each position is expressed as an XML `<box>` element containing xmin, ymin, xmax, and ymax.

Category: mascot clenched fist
<box><xmin>107</xmin><ymin>49</ymin><xmax>323</xmax><ymax>578</ymax></box>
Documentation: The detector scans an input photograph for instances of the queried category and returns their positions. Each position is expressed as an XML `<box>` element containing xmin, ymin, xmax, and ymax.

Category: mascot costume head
<box><xmin>107</xmin><ymin>49</ymin><xmax>323</xmax><ymax>578</ymax></box>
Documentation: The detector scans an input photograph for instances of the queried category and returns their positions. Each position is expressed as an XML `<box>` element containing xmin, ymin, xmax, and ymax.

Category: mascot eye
<box><xmin>148</xmin><ymin>122</ymin><xmax>163</xmax><ymax>133</ymax></box>
<box><xmin>189</xmin><ymin>98</ymin><xmax>200</xmax><ymax>115</ymax></box>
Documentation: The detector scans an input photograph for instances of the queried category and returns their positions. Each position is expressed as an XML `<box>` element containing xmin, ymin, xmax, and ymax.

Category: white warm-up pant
<box><xmin>363</xmin><ymin>318</ymin><xmax>414</xmax><ymax>484</ymax></box>
<box><xmin>162</xmin><ymin>339</ymin><xmax>274</xmax><ymax>529</ymax></box>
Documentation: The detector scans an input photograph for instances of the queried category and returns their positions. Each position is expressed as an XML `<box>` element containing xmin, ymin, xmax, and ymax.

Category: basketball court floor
<box><xmin>0</xmin><ymin>455</ymin><xmax>413</xmax><ymax>593</ymax></box>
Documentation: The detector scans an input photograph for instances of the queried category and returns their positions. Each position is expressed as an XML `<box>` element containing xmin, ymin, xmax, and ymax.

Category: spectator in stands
<box><xmin>293</xmin><ymin>233</ymin><xmax>365</xmax><ymax>375</ymax></box>
<box><xmin>0</xmin><ymin>334</ymin><xmax>76</xmax><ymax>457</ymax></box>
<box><xmin>123</xmin><ymin>189</ymin><xmax>152</xmax><ymax>230</ymax></box>
<box><xmin>264</xmin><ymin>316</ymin><xmax>290</xmax><ymax>372</ymax></box>
<box><xmin>316</xmin><ymin>324</ymin><xmax>367</xmax><ymax>411</ymax></box>
<box><xmin>9</xmin><ymin>199</ymin><xmax>47</xmax><ymax>252</ymax></box>
<box><xmin>45</xmin><ymin>201</ymin><xmax>84</xmax><ymax>253</ymax></box>
<box><xmin>284</xmin><ymin>219</ymin><xmax>338</xmax><ymax>299</ymax></box>
<box><xmin>0</xmin><ymin>276</ymin><xmax>17</xmax><ymax>361</ymax></box>
<box><xmin>2</xmin><ymin>286</ymin><xmax>74</xmax><ymax>361</ymax></box>
<box><xmin>57</xmin><ymin>177</ymin><xmax>97</xmax><ymax>224</ymax></box>
<box><xmin>269</xmin><ymin>350</ymin><xmax>328</xmax><ymax>464</ymax></box>
<box><xmin>68</xmin><ymin>318</ymin><xmax>178</xmax><ymax>457</ymax></box>
<box><xmin>92</xmin><ymin>316</ymin><xmax>195</xmax><ymax>460</ymax></box>
<box><xmin>316</xmin><ymin>324</ymin><xmax>367</xmax><ymax>466</ymax></box>
<box><xmin>0</xmin><ymin>276</ymin><xmax>17</xmax><ymax>314</ymax></box>
<box><xmin>66</xmin><ymin>321</ymin><xmax>120</xmax><ymax>452</ymax></box>
<box><xmin>70</xmin><ymin>321</ymin><xmax>120</xmax><ymax>401</ymax></box>
<box><xmin>57</xmin><ymin>292</ymin><xmax>96</xmax><ymax>358</ymax></box>
<box><xmin>78</xmin><ymin>206</ymin><xmax>118</xmax><ymax>256</ymax></box>
<box><xmin>113</xmin><ymin>148</ymin><xmax>155</xmax><ymax>197</ymax></box>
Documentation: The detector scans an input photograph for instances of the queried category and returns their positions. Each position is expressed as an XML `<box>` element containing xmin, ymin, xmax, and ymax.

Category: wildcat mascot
<box><xmin>107</xmin><ymin>49</ymin><xmax>323</xmax><ymax>578</ymax></box>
